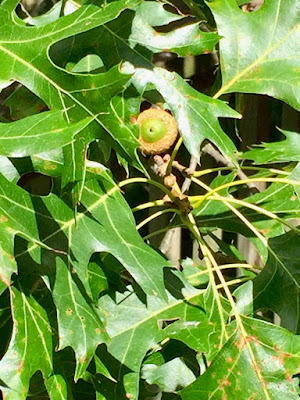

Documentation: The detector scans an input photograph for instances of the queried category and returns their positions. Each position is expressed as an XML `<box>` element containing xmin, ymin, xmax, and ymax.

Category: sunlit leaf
<box><xmin>209</xmin><ymin>0</ymin><xmax>300</xmax><ymax>110</ymax></box>
<box><xmin>0</xmin><ymin>286</ymin><xmax>53</xmax><ymax>400</ymax></box>
<box><xmin>242</xmin><ymin>130</ymin><xmax>300</xmax><ymax>164</ymax></box>
<box><xmin>253</xmin><ymin>230</ymin><xmax>300</xmax><ymax>333</ymax></box>
<box><xmin>180</xmin><ymin>317</ymin><xmax>300</xmax><ymax>400</ymax></box>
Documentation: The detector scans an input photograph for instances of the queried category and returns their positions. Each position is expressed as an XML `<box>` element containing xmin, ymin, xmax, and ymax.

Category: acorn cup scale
<box><xmin>137</xmin><ymin>108</ymin><xmax>178</xmax><ymax>155</ymax></box>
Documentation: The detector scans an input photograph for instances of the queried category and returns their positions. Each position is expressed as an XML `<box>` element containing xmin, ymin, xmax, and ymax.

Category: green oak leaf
<box><xmin>45</xmin><ymin>374</ymin><xmax>68</xmax><ymax>400</ymax></box>
<box><xmin>180</xmin><ymin>316</ymin><xmax>300</xmax><ymax>400</ymax></box>
<box><xmin>0</xmin><ymin>0</ymin><xmax>144</xmax><ymax>178</ymax></box>
<box><xmin>130</xmin><ymin>3</ymin><xmax>220</xmax><ymax>57</ymax></box>
<box><xmin>242</xmin><ymin>130</ymin><xmax>300</xmax><ymax>164</ymax></box>
<box><xmin>141</xmin><ymin>357</ymin><xmax>196</xmax><ymax>392</ymax></box>
<box><xmin>0</xmin><ymin>286</ymin><xmax>55</xmax><ymax>400</ymax></box>
<box><xmin>0</xmin><ymin>170</ymin><xmax>169</xmax><ymax>300</ymax></box>
<box><xmin>98</xmin><ymin>270</ymin><xmax>212</xmax><ymax>374</ymax></box>
<box><xmin>253</xmin><ymin>230</ymin><xmax>300</xmax><ymax>334</ymax></box>
<box><xmin>47</xmin><ymin>258</ymin><xmax>108</xmax><ymax>380</ymax></box>
<box><xmin>208</xmin><ymin>0</ymin><xmax>300</xmax><ymax>110</ymax></box>
<box><xmin>0</xmin><ymin>110</ymin><xmax>91</xmax><ymax>157</ymax></box>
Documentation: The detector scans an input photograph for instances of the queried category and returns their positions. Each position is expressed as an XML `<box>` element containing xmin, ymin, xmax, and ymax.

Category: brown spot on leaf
<box><xmin>278</xmin><ymin>350</ymin><xmax>292</xmax><ymax>365</ymax></box>
<box><xmin>286</xmin><ymin>370</ymin><xmax>293</xmax><ymax>382</ymax></box>
<box><xmin>0</xmin><ymin>274</ymin><xmax>10</xmax><ymax>287</ymax></box>
<box><xmin>18</xmin><ymin>361</ymin><xmax>24</xmax><ymax>372</ymax></box>
<box><xmin>246</xmin><ymin>335</ymin><xmax>261</xmax><ymax>345</ymax></box>
<box><xmin>260</xmin><ymin>228</ymin><xmax>269</xmax><ymax>235</ymax></box>
<box><xmin>130</xmin><ymin>115</ymin><xmax>137</xmax><ymax>124</ymax></box>
<box><xmin>94</xmin><ymin>42</ymin><xmax>99</xmax><ymax>47</ymax></box>
<box><xmin>203</xmin><ymin>50</ymin><xmax>210</xmax><ymax>54</ymax></box>
<box><xmin>234</xmin><ymin>337</ymin><xmax>245</xmax><ymax>350</ymax></box>
<box><xmin>95</xmin><ymin>328</ymin><xmax>101</xmax><ymax>334</ymax></box>
<box><xmin>226</xmin><ymin>357</ymin><xmax>234</xmax><ymax>363</ymax></box>
<box><xmin>80</xmin><ymin>355</ymin><xmax>86</xmax><ymax>364</ymax></box>
<box><xmin>0</xmin><ymin>215</ymin><xmax>8</xmax><ymax>223</ymax></box>
<box><xmin>66</xmin><ymin>308</ymin><xmax>72</xmax><ymax>315</ymax></box>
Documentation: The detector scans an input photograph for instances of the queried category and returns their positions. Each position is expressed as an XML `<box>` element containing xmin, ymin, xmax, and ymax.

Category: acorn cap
<box><xmin>137</xmin><ymin>108</ymin><xmax>178</xmax><ymax>155</ymax></box>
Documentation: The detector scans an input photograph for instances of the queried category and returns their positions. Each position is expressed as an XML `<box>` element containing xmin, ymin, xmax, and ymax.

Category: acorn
<box><xmin>137</xmin><ymin>108</ymin><xmax>178</xmax><ymax>155</ymax></box>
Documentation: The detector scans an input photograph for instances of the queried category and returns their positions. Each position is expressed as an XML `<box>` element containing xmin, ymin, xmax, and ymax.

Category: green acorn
<box><xmin>137</xmin><ymin>108</ymin><xmax>178</xmax><ymax>155</ymax></box>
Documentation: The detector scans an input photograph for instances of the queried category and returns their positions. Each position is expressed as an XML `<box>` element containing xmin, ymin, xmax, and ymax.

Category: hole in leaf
<box><xmin>17</xmin><ymin>172</ymin><xmax>52</xmax><ymax>196</ymax></box>
<box><xmin>158</xmin><ymin>317</ymin><xmax>180</xmax><ymax>329</ymax></box>
<box><xmin>28</xmin><ymin>370</ymin><xmax>48</xmax><ymax>398</ymax></box>
<box><xmin>240</xmin><ymin>0</ymin><xmax>264</xmax><ymax>13</ymax></box>
<box><xmin>15</xmin><ymin>0</ymin><xmax>78</xmax><ymax>24</ymax></box>
<box><xmin>50</xmin><ymin>30</ymin><xmax>108</xmax><ymax>73</ymax></box>
<box><xmin>2</xmin><ymin>83</ymin><xmax>48</xmax><ymax>121</ymax></box>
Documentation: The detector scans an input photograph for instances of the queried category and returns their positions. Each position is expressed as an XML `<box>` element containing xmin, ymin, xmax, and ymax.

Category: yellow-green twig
<box><xmin>132</xmin><ymin>199</ymin><xmax>165</xmax><ymax>212</ymax></box>
<box><xmin>193</xmin><ymin>177</ymin><xmax>300</xmax><ymax>208</ymax></box>
<box><xmin>118</xmin><ymin>177</ymin><xmax>176</xmax><ymax>202</ymax></box>
<box><xmin>193</xmin><ymin>166</ymin><xmax>289</xmax><ymax>178</ymax></box>
<box><xmin>136</xmin><ymin>208</ymin><xmax>180</xmax><ymax>230</ymax></box>
<box><xmin>166</xmin><ymin>136</ymin><xmax>183</xmax><ymax>175</ymax></box>
<box><xmin>206</xmin><ymin>195</ymin><xmax>300</xmax><ymax>236</ymax></box>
